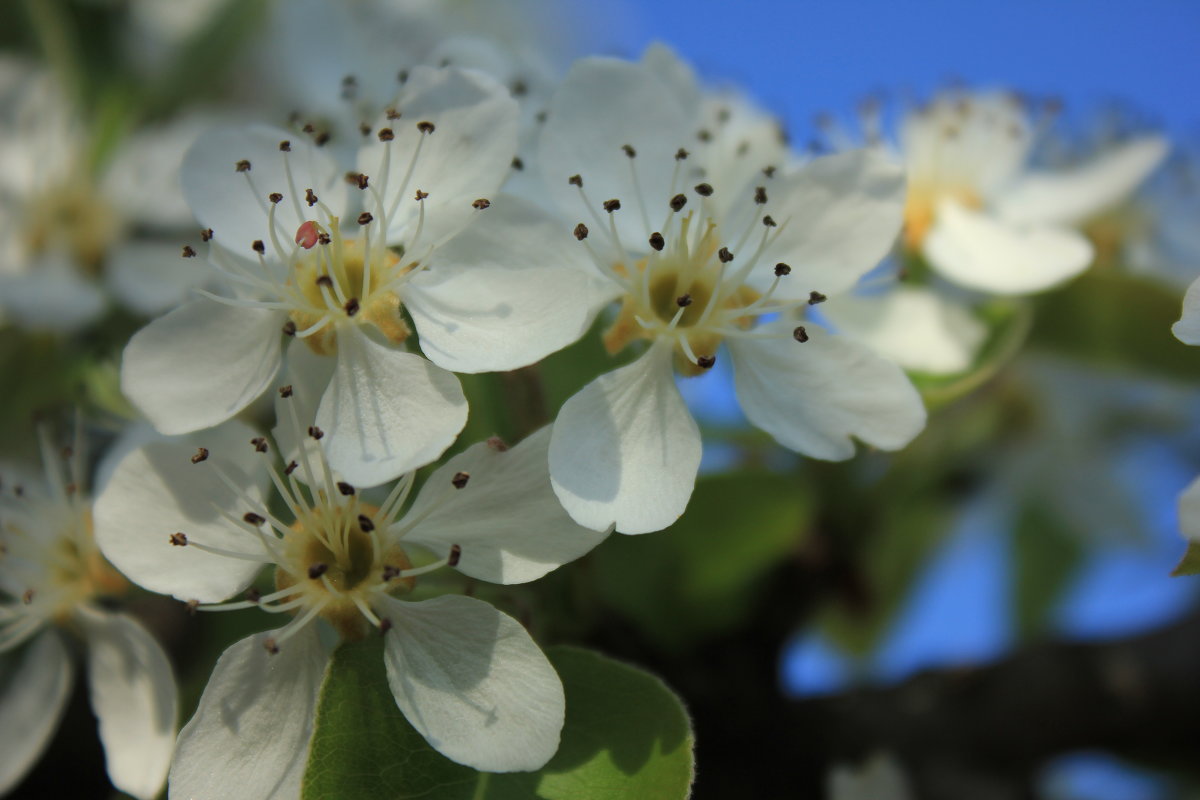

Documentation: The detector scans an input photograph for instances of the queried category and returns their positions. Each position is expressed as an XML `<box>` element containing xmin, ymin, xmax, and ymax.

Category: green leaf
<box><xmin>592</xmin><ymin>471</ymin><xmax>811</xmax><ymax>650</ymax></box>
<box><xmin>302</xmin><ymin>640</ymin><xmax>694</xmax><ymax>800</ymax></box>
<box><xmin>1172</xmin><ymin>542</ymin><xmax>1200</xmax><ymax>577</ymax></box>
<box><xmin>1010</xmin><ymin>503</ymin><xmax>1083</xmax><ymax>638</ymax></box>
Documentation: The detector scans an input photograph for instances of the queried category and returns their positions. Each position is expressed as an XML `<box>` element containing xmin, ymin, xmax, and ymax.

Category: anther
<box><xmin>511</xmin><ymin>156</ymin><xmax>524</xmax><ymax>170</ymax></box>
<box><xmin>793</xmin><ymin>326</ymin><xmax>810</xmax><ymax>343</ymax></box>
<box><xmin>186</xmin><ymin>599</ymin><xmax>199</xmax><ymax>615</ymax></box>
<box><xmin>282</xmin><ymin>320</ymin><xmax>298</xmax><ymax>336</ymax></box>
<box><xmin>670</xmin><ymin>194</ymin><xmax>687</xmax><ymax>211</ymax></box>
<box><xmin>243</xmin><ymin>512</ymin><xmax>266</xmax><ymax>526</ymax></box>
<box><xmin>191</xmin><ymin>447</ymin><xmax>209</xmax><ymax>464</ymax></box>
<box><xmin>307</xmin><ymin>563</ymin><xmax>328</xmax><ymax>579</ymax></box>
<box><xmin>252</xmin><ymin>240</ymin><xmax>266</xmax><ymax>255</ymax></box>
<box><xmin>169</xmin><ymin>532</ymin><xmax>188</xmax><ymax>546</ymax></box>
<box><xmin>535</xmin><ymin>110</ymin><xmax>548</xmax><ymax>124</ymax></box>
<box><xmin>676</xmin><ymin>294</ymin><xmax>693</xmax><ymax>307</ymax></box>
<box><xmin>295</xmin><ymin>220</ymin><xmax>320</xmax><ymax>249</ymax></box>
<box><xmin>568</xmin><ymin>174</ymin><xmax>583</xmax><ymax>187</ymax></box>
<box><xmin>264</xmin><ymin>638</ymin><xmax>280</xmax><ymax>655</ymax></box>
<box><xmin>573</xmin><ymin>223</ymin><xmax>589</xmax><ymax>241</ymax></box>
<box><xmin>603</xmin><ymin>199</ymin><xmax>621</xmax><ymax>213</ymax></box>
<box><xmin>416</xmin><ymin>120</ymin><xmax>436</xmax><ymax>134</ymax></box>
<box><xmin>415</xmin><ymin>189</ymin><xmax>429</xmax><ymax>201</ymax></box>
<box><xmin>358</xmin><ymin>212</ymin><xmax>373</xmax><ymax>225</ymax></box>
<box><xmin>279</xmin><ymin>385</ymin><xmax>293</xmax><ymax>398</ymax></box>
<box><xmin>200</xmin><ymin>228</ymin><xmax>214</xmax><ymax>242</ymax></box>
<box><xmin>511</xmin><ymin>79</ymin><xmax>528</xmax><ymax>96</ymax></box>
<box><xmin>269</xmin><ymin>192</ymin><xmax>283</xmax><ymax>204</ymax></box>
<box><xmin>251</xmin><ymin>437</ymin><xmax>269</xmax><ymax>453</ymax></box>
<box><xmin>622</xmin><ymin>144</ymin><xmax>637</xmax><ymax>158</ymax></box>
<box><xmin>358</xmin><ymin>514</ymin><xmax>375</xmax><ymax>532</ymax></box>
<box><xmin>181</xmin><ymin>245</ymin><xmax>197</xmax><ymax>258</ymax></box>
<box><xmin>21</xmin><ymin>589</ymin><xmax>34</xmax><ymax>604</ymax></box>
<box><xmin>382</xmin><ymin>565</ymin><xmax>401</xmax><ymax>581</ymax></box>
<box><xmin>386</xmin><ymin>108</ymin><xmax>401</xmax><ymax>120</ymax></box>
<box><xmin>245</xmin><ymin>587</ymin><xmax>261</xmax><ymax>603</ymax></box>
<box><xmin>486</xmin><ymin>436</ymin><xmax>509</xmax><ymax>452</ymax></box>
<box><xmin>451</xmin><ymin>472</ymin><xmax>470</xmax><ymax>489</ymax></box>
<box><xmin>697</xmin><ymin>355</ymin><xmax>716</xmax><ymax>369</ymax></box>
<box><xmin>235</xmin><ymin>159</ymin><xmax>251</xmax><ymax>172</ymax></box>
<box><xmin>472</xmin><ymin>198</ymin><xmax>491</xmax><ymax>210</ymax></box>
<box><xmin>695</xmin><ymin>182</ymin><xmax>714</xmax><ymax>196</ymax></box>
<box><xmin>774</xmin><ymin>263</ymin><xmax>791</xmax><ymax>276</ymax></box>
<box><xmin>380</xmin><ymin>618</ymin><xmax>393</xmax><ymax>633</ymax></box>
<box><xmin>302</xmin><ymin>123</ymin><xmax>316</xmax><ymax>134</ymax></box>
<box><xmin>762</xmin><ymin>215</ymin><xmax>776</xmax><ymax>227</ymax></box>
<box><xmin>649</xmin><ymin>232</ymin><xmax>665</xmax><ymax>251</ymax></box>
<box><xmin>697</xmin><ymin>129</ymin><xmax>713</xmax><ymax>142</ymax></box>
<box><xmin>675</xmin><ymin>148</ymin><xmax>689</xmax><ymax>160</ymax></box>
<box><xmin>282</xmin><ymin>459</ymin><xmax>300</xmax><ymax>476</ymax></box>
<box><xmin>378</xmin><ymin>128</ymin><xmax>395</xmax><ymax>142</ymax></box>
<box><xmin>397</xmin><ymin>69</ymin><xmax>408</xmax><ymax>83</ymax></box>
<box><xmin>448</xmin><ymin>544</ymin><xmax>462</xmax><ymax>567</ymax></box>
<box><xmin>763</xmin><ymin>165</ymin><xmax>777</xmax><ymax>178</ymax></box>
<box><xmin>718</xmin><ymin>247</ymin><xmax>734</xmax><ymax>263</ymax></box>
<box><xmin>337</xmin><ymin>481</ymin><xmax>355</xmax><ymax>496</ymax></box>
<box><xmin>314</xmin><ymin>132</ymin><xmax>331</xmax><ymax>147</ymax></box>
<box><xmin>754</xmin><ymin>186</ymin><xmax>768</xmax><ymax>204</ymax></box>
<box><xmin>316</xmin><ymin>275</ymin><xmax>334</xmax><ymax>288</ymax></box>
<box><xmin>279</xmin><ymin>140</ymin><xmax>291</xmax><ymax>152</ymax></box>
<box><xmin>808</xmin><ymin>291</ymin><xmax>827</xmax><ymax>305</ymax></box>
<box><xmin>308</xmin><ymin>426</ymin><xmax>324</xmax><ymax>440</ymax></box>
<box><xmin>305</xmin><ymin>188</ymin><xmax>318</xmax><ymax>207</ymax></box>
<box><xmin>318</xmin><ymin>233</ymin><xmax>331</xmax><ymax>245</ymax></box>
<box><xmin>344</xmin><ymin>298</ymin><xmax>360</xmax><ymax>316</ymax></box>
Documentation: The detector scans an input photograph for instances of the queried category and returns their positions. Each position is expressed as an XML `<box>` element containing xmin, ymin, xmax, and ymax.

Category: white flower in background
<box><xmin>828</xmin><ymin>753</ymin><xmax>913</xmax><ymax>800</ymax></box>
<box><xmin>0</xmin><ymin>426</ymin><xmax>177</xmax><ymax>799</ymax></box>
<box><xmin>121</xmin><ymin>65</ymin><xmax>595</xmax><ymax>486</ymax></box>
<box><xmin>531</xmin><ymin>47</ymin><xmax>926</xmax><ymax>534</ymax></box>
<box><xmin>1175</xmin><ymin>276</ymin><xmax>1200</xmax><ymax>345</ymax></box>
<box><xmin>1181</xmin><ymin>475</ymin><xmax>1200</xmax><ymax>547</ymax></box>
<box><xmin>0</xmin><ymin>61</ymin><xmax>216</xmax><ymax>329</ymax></box>
<box><xmin>93</xmin><ymin>395</ymin><xmax>608</xmax><ymax>791</ymax></box>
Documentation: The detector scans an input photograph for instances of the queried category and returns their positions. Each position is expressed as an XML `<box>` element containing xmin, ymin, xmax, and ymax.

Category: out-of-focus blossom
<box><xmin>828</xmin><ymin>753</ymin><xmax>913</xmax><ymax>800</ymax></box>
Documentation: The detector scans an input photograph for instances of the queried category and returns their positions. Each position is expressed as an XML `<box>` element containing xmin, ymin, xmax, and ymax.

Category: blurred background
<box><xmin>2</xmin><ymin>1</ymin><xmax>1200</xmax><ymax>798</ymax></box>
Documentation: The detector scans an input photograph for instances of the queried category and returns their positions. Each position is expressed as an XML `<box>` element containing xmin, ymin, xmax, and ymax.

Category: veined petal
<box><xmin>318</xmin><ymin>332</ymin><xmax>467</xmax><ymax>487</ymax></box>
<box><xmin>169</xmin><ymin>625</ymin><xmax>326</xmax><ymax>800</ymax></box>
<box><xmin>820</xmin><ymin>286</ymin><xmax>987</xmax><ymax>375</ymax></box>
<box><xmin>122</xmin><ymin>297</ymin><xmax>285</xmax><ymax>435</ymax></box>
<box><xmin>407</xmin><ymin>194</ymin><xmax>600</xmax><ymax>373</ymax></box>
<box><xmin>996</xmin><ymin>136</ymin><xmax>1169</xmax><ymax>227</ymax></box>
<box><xmin>923</xmin><ymin>199</ymin><xmax>1094</xmax><ymax>295</ymax></box>
<box><xmin>549</xmin><ymin>344</ymin><xmax>701</xmax><ymax>534</ymax></box>
<box><xmin>78</xmin><ymin>607</ymin><xmax>177</xmax><ymax>800</ymax></box>
<box><xmin>93</xmin><ymin>420</ymin><xmax>267</xmax><ymax>603</ymax></box>
<box><xmin>729</xmin><ymin>322</ymin><xmax>926</xmax><ymax>460</ymax></box>
<box><xmin>0</xmin><ymin>630</ymin><xmax>73</xmax><ymax>795</ymax></box>
<box><xmin>401</xmin><ymin>427</ymin><xmax>609</xmax><ymax>584</ymax></box>
<box><xmin>358</xmin><ymin>65</ymin><xmax>518</xmax><ymax>248</ymax></box>
<box><xmin>1173</xmin><ymin>276</ymin><xmax>1200</xmax><ymax>346</ymax></box>
<box><xmin>377</xmin><ymin>594</ymin><xmax>564</xmax><ymax>772</ymax></box>
<box><xmin>182</xmin><ymin>124</ymin><xmax>345</xmax><ymax>257</ymax></box>
<box><xmin>106</xmin><ymin>240</ymin><xmax>212</xmax><ymax>315</ymax></box>
<box><xmin>751</xmin><ymin>149</ymin><xmax>907</xmax><ymax>299</ymax></box>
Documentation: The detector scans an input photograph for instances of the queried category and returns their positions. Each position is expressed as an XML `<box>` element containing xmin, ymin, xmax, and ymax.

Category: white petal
<box><xmin>182</xmin><ymin>124</ymin><xmax>345</xmax><ymax>257</ymax></box>
<box><xmin>407</xmin><ymin>194</ymin><xmax>599</xmax><ymax>373</ymax></box>
<box><xmin>78</xmin><ymin>607</ymin><xmax>177</xmax><ymax>800</ymax></box>
<box><xmin>820</xmin><ymin>286</ymin><xmax>987</xmax><ymax>374</ymax></box>
<box><xmin>377</xmin><ymin>594</ymin><xmax>563</xmax><ymax>772</ymax></box>
<box><xmin>996</xmin><ymin>137</ymin><xmax>1169</xmax><ymax>227</ymax></box>
<box><xmin>122</xmin><ymin>297</ymin><xmax>285</xmax><ymax>435</ymax></box>
<box><xmin>1173</xmin><ymin>276</ymin><xmax>1200</xmax><ymax>346</ymax></box>
<box><xmin>1180</xmin><ymin>474</ymin><xmax>1200</xmax><ymax>542</ymax></box>
<box><xmin>318</xmin><ymin>331</ymin><xmax>467</xmax><ymax>486</ymax></box>
<box><xmin>169</xmin><ymin>625</ymin><xmax>326</xmax><ymax>800</ymax></box>
<box><xmin>400</xmin><ymin>427</ymin><xmax>609</xmax><ymax>584</ymax></box>
<box><xmin>729</xmin><ymin>323</ymin><xmax>926</xmax><ymax>460</ymax></box>
<box><xmin>0</xmin><ymin>631</ymin><xmax>73</xmax><ymax>795</ymax></box>
<box><xmin>923</xmin><ymin>199</ymin><xmax>1094</xmax><ymax>295</ymax></box>
<box><xmin>93</xmin><ymin>420</ymin><xmax>267</xmax><ymax>603</ymax></box>
<box><xmin>105</xmin><ymin>240</ymin><xmax>212</xmax><ymax>315</ymax></box>
<box><xmin>0</xmin><ymin>250</ymin><xmax>106</xmax><ymax>332</ymax></box>
<box><xmin>751</xmin><ymin>149</ymin><xmax>907</xmax><ymax>298</ymax></box>
<box><xmin>549</xmin><ymin>344</ymin><xmax>701</xmax><ymax>534</ymax></box>
<box><xmin>358</xmin><ymin>66</ymin><xmax>518</xmax><ymax>248</ymax></box>
<box><xmin>272</xmin><ymin>342</ymin><xmax>336</xmax><ymax>475</ymax></box>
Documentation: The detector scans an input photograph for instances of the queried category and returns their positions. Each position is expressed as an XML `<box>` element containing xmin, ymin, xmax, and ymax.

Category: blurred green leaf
<box><xmin>593</xmin><ymin>471</ymin><xmax>811</xmax><ymax>650</ymax></box>
<box><xmin>1011</xmin><ymin>502</ymin><xmax>1083</xmax><ymax>638</ymax></box>
<box><xmin>302</xmin><ymin>640</ymin><xmax>694</xmax><ymax>800</ymax></box>
<box><xmin>1171</xmin><ymin>542</ymin><xmax>1200</xmax><ymax>577</ymax></box>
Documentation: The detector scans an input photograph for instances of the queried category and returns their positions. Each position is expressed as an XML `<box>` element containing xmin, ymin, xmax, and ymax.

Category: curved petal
<box><xmin>407</xmin><ymin>194</ymin><xmax>599</xmax><ymax>373</ymax></box>
<box><xmin>169</xmin><ymin>625</ymin><xmax>327</xmax><ymax>800</ymax></box>
<box><xmin>93</xmin><ymin>420</ymin><xmax>268</xmax><ymax>603</ymax></box>
<box><xmin>1173</xmin><ymin>276</ymin><xmax>1200</xmax><ymax>346</ymax></box>
<box><xmin>121</xmin><ymin>297</ymin><xmax>285</xmax><ymax>435</ymax></box>
<box><xmin>318</xmin><ymin>331</ymin><xmax>467</xmax><ymax>487</ymax></box>
<box><xmin>0</xmin><ymin>250</ymin><xmax>106</xmax><ymax>332</ymax></box>
<box><xmin>357</xmin><ymin>65</ymin><xmax>518</xmax><ymax>248</ymax></box>
<box><xmin>750</xmin><ymin>148</ymin><xmax>907</xmax><ymax>299</ymax></box>
<box><xmin>105</xmin><ymin>240</ymin><xmax>213</xmax><ymax>315</ymax></box>
<box><xmin>0</xmin><ymin>630</ymin><xmax>73</xmax><ymax>795</ymax></box>
<box><xmin>729</xmin><ymin>323</ymin><xmax>926</xmax><ymax>460</ymax></box>
<box><xmin>996</xmin><ymin>136</ymin><xmax>1169</xmax><ymax>227</ymax></box>
<box><xmin>78</xmin><ymin>607</ymin><xmax>177</xmax><ymax>800</ymax></box>
<box><xmin>182</xmin><ymin>123</ymin><xmax>346</xmax><ymax>257</ymax></box>
<box><xmin>549</xmin><ymin>343</ymin><xmax>701</xmax><ymax>534</ymax></box>
<box><xmin>820</xmin><ymin>286</ymin><xmax>987</xmax><ymax>375</ymax></box>
<box><xmin>1180</xmin><ymin>474</ymin><xmax>1200</xmax><ymax>542</ymax></box>
<box><xmin>377</xmin><ymin>594</ymin><xmax>563</xmax><ymax>772</ymax></box>
<box><xmin>400</xmin><ymin>427</ymin><xmax>609</xmax><ymax>584</ymax></box>
<box><xmin>923</xmin><ymin>199</ymin><xmax>1094</xmax><ymax>295</ymax></box>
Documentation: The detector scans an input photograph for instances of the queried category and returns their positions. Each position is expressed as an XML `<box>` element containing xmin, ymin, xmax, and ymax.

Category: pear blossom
<box><xmin>1175</xmin><ymin>276</ymin><xmax>1200</xmax><ymax>345</ymax></box>
<box><xmin>532</xmin><ymin>47</ymin><xmax>926</xmax><ymax>534</ymax></box>
<box><xmin>93</xmin><ymin>393</ymin><xmax>608</xmax><ymax>789</ymax></box>
<box><xmin>121</xmin><ymin>65</ymin><xmax>595</xmax><ymax>486</ymax></box>
<box><xmin>0</xmin><ymin>426</ymin><xmax>177</xmax><ymax>799</ymax></box>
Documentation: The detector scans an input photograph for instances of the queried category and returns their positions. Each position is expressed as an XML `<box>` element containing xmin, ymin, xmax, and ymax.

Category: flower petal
<box><xmin>105</xmin><ymin>240</ymin><xmax>213</xmax><ymax>315</ymax></box>
<box><xmin>318</xmin><ymin>331</ymin><xmax>467</xmax><ymax>486</ymax></box>
<box><xmin>122</xmin><ymin>297</ymin><xmax>285</xmax><ymax>435</ymax></box>
<box><xmin>1180</xmin><ymin>474</ymin><xmax>1200</xmax><ymax>542</ymax></box>
<box><xmin>182</xmin><ymin>123</ymin><xmax>345</xmax><ymax>257</ymax></box>
<box><xmin>995</xmin><ymin>136</ymin><xmax>1169</xmax><ymax>227</ymax></box>
<box><xmin>820</xmin><ymin>285</ymin><xmax>987</xmax><ymax>374</ymax></box>
<box><xmin>377</xmin><ymin>594</ymin><xmax>564</xmax><ymax>772</ymax></box>
<box><xmin>1173</xmin><ymin>276</ymin><xmax>1200</xmax><ymax>346</ymax></box>
<box><xmin>169</xmin><ymin>625</ymin><xmax>327</xmax><ymax>800</ymax></box>
<box><xmin>0</xmin><ymin>631</ymin><xmax>73</xmax><ymax>795</ymax></box>
<box><xmin>923</xmin><ymin>199</ymin><xmax>1094</xmax><ymax>295</ymax></box>
<box><xmin>549</xmin><ymin>344</ymin><xmax>700</xmax><ymax>534</ymax></box>
<box><xmin>407</xmin><ymin>194</ymin><xmax>599</xmax><ymax>373</ymax></box>
<box><xmin>729</xmin><ymin>323</ymin><xmax>926</xmax><ymax>460</ymax></box>
<box><xmin>751</xmin><ymin>149</ymin><xmax>907</xmax><ymax>298</ymax></box>
<box><xmin>357</xmin><ymin>66</ymin><xmax>518</xmax><ymax>249</ymax></box>
<box><xmin>78</xmin><ymin>607</ymin><xmax>177</xmax><ymax>800</ymax></box>
<box><xmin>400</xmin><ymin>427</ymin><xmax>609</xmax><ymax>584</ymax></box>
<box><xmin>93</xmin><ymin>420</ymin><xmax>267</xmax><ymax>603</ymax></box>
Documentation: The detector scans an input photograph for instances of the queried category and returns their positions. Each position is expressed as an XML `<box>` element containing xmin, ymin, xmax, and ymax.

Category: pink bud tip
<box><xmin>295</xmin><ymin>220</ymin><xmax>320</xmax><ymax>249</ymax></box>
